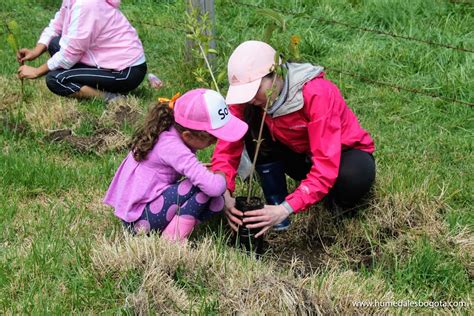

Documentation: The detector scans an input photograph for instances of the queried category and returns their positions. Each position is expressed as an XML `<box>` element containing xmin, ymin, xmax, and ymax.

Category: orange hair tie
<box><xmin>158</xmin><ymin>92</ymin><xmax>181</xmax><ymax>110</ymax></box>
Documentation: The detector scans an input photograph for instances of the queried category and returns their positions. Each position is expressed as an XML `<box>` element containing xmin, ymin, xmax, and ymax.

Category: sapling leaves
<box><xmin>256</xmin><ymin>8</ymin><xmax>286</xmax><ymax>32</ymax></box>
<box><xmin>185</xmin><ymin>4</ymin><xmax>221</xmax><ymax>92</ymax></box>
<box><xmin>5</xmin><ymin>19</ymin><xmax>24</xmax><ymax>99</ymax></box>
<box><xmin>6</xmin><ymin>20</ymin><xmax>20</xmax><ymax>57</ymax></box>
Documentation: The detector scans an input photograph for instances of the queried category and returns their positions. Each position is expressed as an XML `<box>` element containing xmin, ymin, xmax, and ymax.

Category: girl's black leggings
<box><xmin>45</xmin><ymin>36</ymin><xmax>147</xmax><ymax>96</ymax></box>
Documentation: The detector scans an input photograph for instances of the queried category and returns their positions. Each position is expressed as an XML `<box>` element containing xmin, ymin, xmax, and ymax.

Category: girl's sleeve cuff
<box><xmin>281</xmin><ymin>200</ymin><xmax>294</xmax><ymax>215</ymax></box>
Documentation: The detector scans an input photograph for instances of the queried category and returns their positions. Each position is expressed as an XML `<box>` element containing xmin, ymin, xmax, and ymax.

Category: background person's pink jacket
<box><xmin>211</xmin><ymin>75</ymin><xmax>375</xmax><ymax>213</ymax></box>
<box><xmin>104</xmin><ymin>127</ymin><xmax>226</xmax><ymax>223</ymax></box>
<box><xmin>38</xmin><ymin>0</ymin><xmax>145</xmax><ymax>71</ymax></box>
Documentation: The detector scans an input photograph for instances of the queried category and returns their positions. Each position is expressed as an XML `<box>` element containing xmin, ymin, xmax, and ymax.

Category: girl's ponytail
<box><xmin>131</xmin><ymin>102</ymin><xmax>174</xmax><ymax>161</ymax></box>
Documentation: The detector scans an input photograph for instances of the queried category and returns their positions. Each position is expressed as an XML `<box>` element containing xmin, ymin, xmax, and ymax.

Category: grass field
<box><xmin>1</xmin><ymin>0</ymin><xmax>473</xmax><ymax>314</ymax></box>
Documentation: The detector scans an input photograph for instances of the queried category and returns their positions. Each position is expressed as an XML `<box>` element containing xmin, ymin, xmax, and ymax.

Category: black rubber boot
<box><xmin>255</xmin><ymin>161</ymin><xmax>291</xmax><ymax>231</ymax></box>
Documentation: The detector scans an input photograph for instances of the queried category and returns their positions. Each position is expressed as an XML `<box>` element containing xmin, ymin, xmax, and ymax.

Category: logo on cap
<box><xmin>218</xmin><ymin>107</ymin><xmax>229</xmax><ymax>120</ymax></box>
<box><xmin>204</xmin><ymin>90</ymin><xmax>231</xmax><ymax>129</ymax></box>
<box><xmin>230</xmin><ymin>75</ymin><xmax>240</xmax><ymax>84</ymax></box>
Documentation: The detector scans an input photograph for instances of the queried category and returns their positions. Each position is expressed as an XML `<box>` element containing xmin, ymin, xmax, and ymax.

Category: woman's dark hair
<box><xmin>131</xmin><ymin>102</ymin><xmax>212</xmax><ymax>161</ymax></box>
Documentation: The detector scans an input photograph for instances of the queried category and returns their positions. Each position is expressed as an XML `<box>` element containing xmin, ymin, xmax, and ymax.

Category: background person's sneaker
<box><xmin>104</xmin><ymin>92</ymin><xmax>126</xmax><ymax>104</ymax></box>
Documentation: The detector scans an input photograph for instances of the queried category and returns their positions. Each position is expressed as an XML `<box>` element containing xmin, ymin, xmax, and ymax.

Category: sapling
<box><xmin>235</xmin><ymin>58</ymin><xmax>284</xmax><ymax>255</ymax></box>
<box><xmin>184</xmin><ymin>3</ymin><xmax>221</xmax><ymax>93</ymax></box>
<box><xmin>5</xmin><ymin>20</ymin><xmax>24</xmax><ymax>99</ymax></box>
<box><xmin>236</xmin><ymin>9</ymin><xmax>299</xmax><ymax>253</ymax></box>
<box><xmin>245</xmin><ymin>62</ymin><xmax>280</xmax><ymax>202</ymax></box>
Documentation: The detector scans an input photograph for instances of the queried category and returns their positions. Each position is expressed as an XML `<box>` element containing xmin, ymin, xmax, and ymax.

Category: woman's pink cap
<box><xmin>174</xmin><ymin>89</ymin><xmax>248</xmax><ymax>142</ymax></box>
<box><xmin>226</xmin><ymin>40</ymin><xmax>280</xmax><ymax>104</ymax></box>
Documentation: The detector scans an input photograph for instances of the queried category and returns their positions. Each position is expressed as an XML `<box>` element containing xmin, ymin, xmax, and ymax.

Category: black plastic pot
<box><xmin>235</xmin><ymin>196</ymin><xmax>265</xmax><ymax>255</ymax></box>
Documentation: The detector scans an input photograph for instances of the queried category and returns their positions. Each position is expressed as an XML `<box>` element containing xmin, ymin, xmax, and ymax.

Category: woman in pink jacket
<box><xmin>211</xmin><ymin>41</ymin><xmax>376</xmax><ymax>237</ymax></box>
<box><xmin>17</xmin><ymin>0</ymin><xmax>146</xmax><ymax>102</ymax></box>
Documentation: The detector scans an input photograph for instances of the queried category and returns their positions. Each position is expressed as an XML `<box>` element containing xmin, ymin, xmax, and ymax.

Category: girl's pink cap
<box><xmin>226</xmin><ymin>41</ymin><xmax>279</xmax><ymax>104</ymax></box>
<box><xmin>174</xmin><ymin>89</ymin><xmax>248</xmax><ymax>142</ymax></box>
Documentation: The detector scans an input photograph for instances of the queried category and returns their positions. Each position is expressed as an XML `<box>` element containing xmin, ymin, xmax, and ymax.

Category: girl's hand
<box><xmin>242</xmin><ymin>204</ymin><xmax>290</xmax><ymax>238</ymax></box>
<box><xmin>18</xmin><ymin>65</ymin><xmax>40</xmax><ymax>79</ymax></box>
<box><xmin>17</xmin><ymin>48</ymin><xmax>39</xmax><ymax>63</ymax></box>
<box><xmin>223</xmin><ymin>190</ymin><xmax>243</xmax><ymax>232</ymax></box>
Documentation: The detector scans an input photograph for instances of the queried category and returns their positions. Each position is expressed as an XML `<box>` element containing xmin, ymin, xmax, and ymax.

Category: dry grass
<box><xmin>0</xmin><ymin>76</ymin><xmax>81</xmax><ymax>132</ymax></box>
<box><xmin>92</xmin><ymin>234</ymin><xmax>322</xmax><ymax>314</ymax></box>
<box><xmin>310</xmin><ymin>270</ymin><xmax>393</xmax><ymax>314</ymax></box>
<box><xmin>266</xmin><ymin>176</ymin><xmax>450</xmax><ymax>271</ymax></box>
<box><xmin>57</xmin><ymin>127</ymin><xmax>130</xmax><ymax>154</ymax></box>
<box><xmin>0</xmin><ymin>76</ymin><xmax>22</xmax><ymax>111</ymax></box>
<box><xmin>91</xmin><ymin>232</ymin><xmax>411</xmax><ymax>314</ymax></box>
<box><xmin>451</xmin><ymin>228</ymin><xmax>474</xmax><ymax>278</ymax></box>
<box><xmin>87</xmin><ymin>171</ymin><xmax>471</xmax><ymax>314</ymax></box>
<box><xmin>99</xmin><ymin>95</ymin><xmax>143</xmax><ymax>129</ymax></box>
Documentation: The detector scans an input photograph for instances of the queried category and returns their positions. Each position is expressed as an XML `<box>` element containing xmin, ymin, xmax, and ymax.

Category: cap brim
<box><xmin>225</xmin><ymin>78</ymin><xmax>261</xmax><ymax>105</ymax></box>
<box><xmin>208</xmin><ymin>114</ymin><xmax>248</xmax><ymax>142</ymax></box>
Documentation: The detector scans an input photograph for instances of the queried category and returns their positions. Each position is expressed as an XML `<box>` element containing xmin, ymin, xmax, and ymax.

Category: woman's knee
<box><xmin>338</xmin><ymin>150</ymin><xmax>375</xmax><ymax>184</ymax></box>
<box><xmin>331</xmin><ymin>150</ymin><xmax>375</xmax><ymax>205</ymax></box>
<box><xmin>45</xmin><ymin>72</ymin><xmax>61</xmax><ymax>94</ymax></box>
<box><xmin>45</xmin><ymin>72</ymin><xmax>71</xmax><ymax>96</ymax></box>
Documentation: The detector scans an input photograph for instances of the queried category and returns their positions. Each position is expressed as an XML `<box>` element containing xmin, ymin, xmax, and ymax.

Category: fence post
<box><xmin>185</xmin><ymin>0</ymin><xmax>216</xmax><ymax>64</ymax></box>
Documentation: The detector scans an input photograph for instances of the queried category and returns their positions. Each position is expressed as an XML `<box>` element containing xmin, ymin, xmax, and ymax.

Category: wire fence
<box><xmin>130</xmin><ymin>2</ymin><xmax>473</xmax><ymax>107</ymax></box>
<box><xmin>129</xmin><ymin>18</ymin><xmax>186</xmax><ymax>34</ymax></box>
<box><xmin>325</xmin><ymin>67</ymin><xmax>473</xmax><ymax>106</ymax></box>
<box><xmin>232</xmin><ymin>0</ymin><xmax>474</xmax><ymax>53</ymax></box>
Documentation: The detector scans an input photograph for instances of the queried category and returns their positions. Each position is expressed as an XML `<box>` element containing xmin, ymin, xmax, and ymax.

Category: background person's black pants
<box><xmin>45</xmin><ymin>36</ymin><xmax>147</xmax><ymax>97</ymax></box>
<box><xmin>245</xmin><ymin>124</ymin><xmax>376</xmax><ymax>211</ymax></box>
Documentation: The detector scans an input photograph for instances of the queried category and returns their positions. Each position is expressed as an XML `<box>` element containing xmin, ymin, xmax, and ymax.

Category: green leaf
<box><xmin>7</xmin><ymin>20</ymin><xmax>19</xmax><ymax>35</ymax></box>
<box><xmin>256</xmin><ymin>8</ymin><xmax>285</xmax><ymax>30</ymax></box>
<box><xmin>262</xmin><ymin>24</ymin><xmax>276</xmax><ymax>43</ymax></box>
<box><xmin>273</xmin><ymin>51</ymin><xmax>280</xmax><ymax>66</ymax></box>
<box><xmin>217</xmin><ymin>70</ymin><xmax>226</xmax><ymax>83</ymax></box>
<box><xmin>7</xmin><ymin>33</ymin><xmax>18</xmax><ymax>53</ymax></box>
<box><xmin>207</xmin><ymin>48</ymin><xmax>218</xmax><ymax>54</ymax></box>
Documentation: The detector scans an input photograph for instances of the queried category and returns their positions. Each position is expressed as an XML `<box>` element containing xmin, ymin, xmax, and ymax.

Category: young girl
<box><xmin>17</xmin><ymin>0</ymin><xmax>146</xmax><ymax>102</ymax></box>
<box><xmin>212</xmin><ymin>40</ymin><xmax>376</xmax><ymax>237</ymax></box>
<box><xmin>104</xmin><ymin>89</ymin><xmax>248</xmax><ymax>241</ymax></box>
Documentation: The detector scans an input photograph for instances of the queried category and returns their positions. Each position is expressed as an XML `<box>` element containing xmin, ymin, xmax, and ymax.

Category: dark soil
<box><xmin>110</xmin><ymin>104</ymin><xmax>140</xmax><ymax>127</ymax></box>
<box><xmin>1</xmin><ymin>116</ymin><xmax>29</xmax><ymax>135</ymax></box>
<box><xmin>45</xmin><ymin>127</ymin><xmax>127</xmax><ymax>154</ymax></box>
<box><xmin>44</xmin><ymin>128</ymin><xmax>72</xmax><ymax>142</ymax></box>
<box><xmin>43</xmin><ymin>102</ymin><xmax>136</xmax><ymax>154</ymax></box>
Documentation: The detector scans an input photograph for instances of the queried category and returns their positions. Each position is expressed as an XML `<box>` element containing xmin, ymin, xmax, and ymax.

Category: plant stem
<box><xmin>246</xmin><ymin>73</ymin><xmax>278</xmax><ymax>202</ymax></box>
<box><xmin>198</xmin><ymin>43</ymin><xmax>220</xmax><ymax>93</ymax></box>
<box><xmin>20</xmin><ymin>61</ymin><xmax>24</xmax><ymax>100</ymax></box>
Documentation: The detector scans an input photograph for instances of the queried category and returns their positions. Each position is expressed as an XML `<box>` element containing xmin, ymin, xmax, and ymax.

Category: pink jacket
<box><xmin>104</xmin><ymin>127</ymin><xmax>226</xmax><ymax>223</ymax></box>
<box><xmin>38</xmin><ymin>0</ymin><xmax>145</xmax><ymax>71</ymax></box>
<box><xmin>211</xmin><ymin>75</ymin><xmax>375</xmax><ymax>213</ymax></box>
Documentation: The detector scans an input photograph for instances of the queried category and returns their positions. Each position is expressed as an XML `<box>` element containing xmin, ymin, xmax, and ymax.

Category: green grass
<box><xmin>1</xmin><ymin>0</ymin><xmax>473</xmax><ymax>313</ymax></box>
<box><xmin>390</xmin><ymin>237</ymin><xmax>471</xmax><ymax>300</ymax></box>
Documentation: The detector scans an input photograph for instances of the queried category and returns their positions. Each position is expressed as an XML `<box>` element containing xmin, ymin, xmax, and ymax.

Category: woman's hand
<box><xmin>242</xmin><ymin>204</ymin><xmax>290</xmax><ymax>238</ymax></box>
<box><xmin>223</xmin><ymin>190</ymin><xmax>243</xmax><ymax>232</ymax></box>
